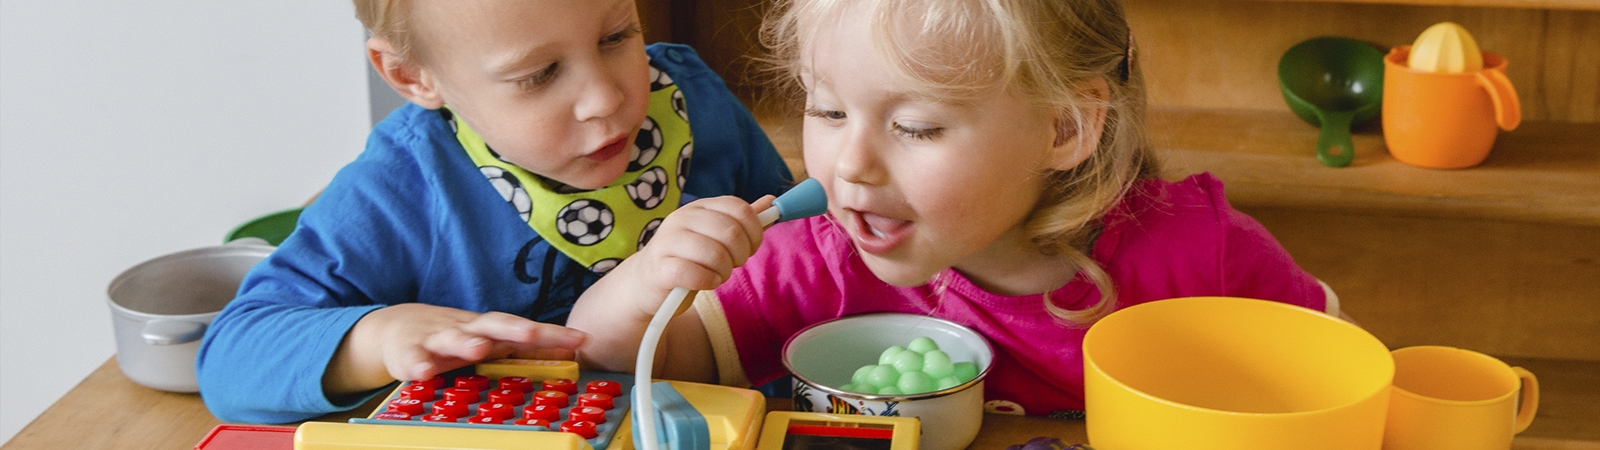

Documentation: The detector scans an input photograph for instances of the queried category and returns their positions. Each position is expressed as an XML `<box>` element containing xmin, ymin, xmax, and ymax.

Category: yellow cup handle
<box><xmin>1511</xmin><ymin>366</ymin><xmax>1540</xmax><ymax>434</ymax></box>
<box><xmin>1476</xmin><ymin>69</ymin><xmax>1522</xmax><ymax>131</ymax></box>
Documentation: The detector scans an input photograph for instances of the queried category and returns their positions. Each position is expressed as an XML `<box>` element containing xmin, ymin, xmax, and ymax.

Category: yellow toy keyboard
<box><xmin>292</xmin><ymin>359</ymin><xmax>768</xmax><ymax>450</ymax></box>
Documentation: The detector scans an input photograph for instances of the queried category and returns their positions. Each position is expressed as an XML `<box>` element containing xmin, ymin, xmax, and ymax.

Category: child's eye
<box><xmin>519</xmin><ymin>62</ymin><xmax>559</xmax><ymax>89</ymax></box>
<box><xmin>803</xmin><ymin>107</ymin><xmax>846</xmax><ymax>121</ymax></box>
<box><xmin>601</xmin><ymin>24</ymin><xmax>641</xmax><ymax>47</ymax></box>
<box><xmin>893</xmin><ymin>122</ymin><xmax>944</xmax><ymax>140</ymax></box>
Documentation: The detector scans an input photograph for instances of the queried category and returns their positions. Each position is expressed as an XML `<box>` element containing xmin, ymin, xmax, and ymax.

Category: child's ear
<box><xmin>367</xmin><ymin>37</ymin><xmax>445</xmax><ymax>110</ymax></box>
<box><xmin>1047</xmin><ymin>78</ymin><xmax>1111</xmax><ymax>171</ymax></box>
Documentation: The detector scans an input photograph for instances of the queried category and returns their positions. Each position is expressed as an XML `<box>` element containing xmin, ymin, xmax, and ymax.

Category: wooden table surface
<box><xmin>7</xmin><ymin>358</ymin><xmax>1594</xmax><ymax>449</ymax></box>
<box><xmin>0</xmin><ymin>358</ymin><xmax>1088</xmax><ymax>449</ymax></box>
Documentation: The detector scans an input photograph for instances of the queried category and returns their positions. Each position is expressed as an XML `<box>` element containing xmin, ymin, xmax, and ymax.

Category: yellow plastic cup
<box><xmin>1083</xmin><ymin>297</ymin><xmax>1393</xmax><ymax>450</ymax></box>
<box><xmin>1384</xmin><ymin>346</ymin><xmax>1539</xmax><ymax>450</ymax></box>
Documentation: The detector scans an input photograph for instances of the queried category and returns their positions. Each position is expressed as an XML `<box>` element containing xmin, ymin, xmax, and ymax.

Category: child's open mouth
<box><xmin>849</xmin><ymin>209</ymin><xmax>912</xmax><ymax>254</ymax></box>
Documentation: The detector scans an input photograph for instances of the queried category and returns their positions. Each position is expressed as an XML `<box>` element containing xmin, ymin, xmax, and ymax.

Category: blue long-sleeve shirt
<box><xmin>196</xmin><ymin>43</ymin><xmax>793</xmax><ymax>423</ymax></box>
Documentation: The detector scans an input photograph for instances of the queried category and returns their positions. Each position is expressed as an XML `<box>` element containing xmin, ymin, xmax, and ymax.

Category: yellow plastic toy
<box><xmin>290</xmin><ymin>359</ymin><xmax>771</xmax><ymax>450</ymax></box>
<box><xmin>755</xmin><ymin>411</ymin><xmax>920</xmax><ymax>450</ymax></box>
<box><xmin>1407</xmin><ymin>22</ymin><xmax>1483</xmax><ymax>73</ymax></box>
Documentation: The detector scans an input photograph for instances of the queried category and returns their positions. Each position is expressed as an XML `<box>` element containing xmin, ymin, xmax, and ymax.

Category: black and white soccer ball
<box><xmin>630</xmin><ymin>117</ymin><xmax>662</xmax><ymax>172</ymax></box>
<box><xmin>626</xmin><ymin>167</ymin><xmax>669</xmax><ymax>210</ymax></box>
<box><xmin>649</xmin><ymin>66</ymin><xmax>675</xmax><ymax>91</ymax></box>
<box><xmin>672</xmin><ymin>89</ymin><xmax>688</xmax><ymax>121</ymax></box>
<box><xmin>676</xmin><ymin>142</ymin><xmax>693</xmax><ymax>189</ymax></box>
<box><xmin>638</xmin><ymin>218</ymin><xmax>663</xmax><ymax>250</ymax></box>
<box><xmin>481</xmin><ymin>166</ymin><xmax>532</xmax><ymax>222</ymax></box>
<box><xmin>590</xmin><ymin>258</ymin><xmax>621</xmax><ymax>274</ymax></box>
<box><xmin>555</xmin><ymin>199</ymin><xmax>613</xmax><ymax>246</ymax></box>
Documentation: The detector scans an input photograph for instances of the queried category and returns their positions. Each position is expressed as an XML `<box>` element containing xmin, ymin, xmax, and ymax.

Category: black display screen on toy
<box><xmin>781</xmin><ymin>423</ymin><xmax>895</xmax><ymax>450</ymax></box>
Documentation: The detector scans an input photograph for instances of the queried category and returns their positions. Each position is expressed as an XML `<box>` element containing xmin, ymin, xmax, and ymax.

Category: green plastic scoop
<box><xmin>1278</xmin><ymin>36</ymin><xmax>1385</xmax><ymax>168</ymax></box>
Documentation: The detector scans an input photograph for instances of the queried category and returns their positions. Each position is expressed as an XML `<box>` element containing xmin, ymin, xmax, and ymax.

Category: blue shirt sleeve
<box><xmin>197</xmin><ymin>106</ymin><xmax>444</xmax><ymax>423</ymax></box>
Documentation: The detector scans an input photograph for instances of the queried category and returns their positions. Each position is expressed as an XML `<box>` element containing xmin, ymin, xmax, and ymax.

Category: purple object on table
<box><xmin>1003</xmin><ymin>437</ymin><xmax>1094</xmax><ymax>450</ymax></box>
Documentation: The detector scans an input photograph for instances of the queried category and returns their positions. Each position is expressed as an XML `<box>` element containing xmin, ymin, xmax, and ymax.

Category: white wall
<box><xmin>0</xmin><ymin>1</ymin><xmax>369</xmax><ymax>443</ymax></box>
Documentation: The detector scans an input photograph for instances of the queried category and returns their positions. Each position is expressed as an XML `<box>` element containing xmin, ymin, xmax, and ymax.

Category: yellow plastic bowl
<box><xmin>1083</xmin><ymin>297</ymin><xmax>1393</xmax><ymax>450</ymax></box>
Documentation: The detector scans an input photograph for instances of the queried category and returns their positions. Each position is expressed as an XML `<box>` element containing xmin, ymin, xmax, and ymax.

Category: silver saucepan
<box><xmin>106</xmin><ymin>241</ymin><xmax>272</xmax><ymax>392</ymax></box>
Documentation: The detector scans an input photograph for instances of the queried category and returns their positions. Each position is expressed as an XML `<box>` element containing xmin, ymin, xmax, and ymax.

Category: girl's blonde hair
<box><xmin>353</xmin><ymin>0</ymin><xmax>418</xmax><ymax>59</ymax></box>
<box><xmin>761</xmin><ymin>0</ymin><xmax>1159</xmax><ymax>325</ymax></box>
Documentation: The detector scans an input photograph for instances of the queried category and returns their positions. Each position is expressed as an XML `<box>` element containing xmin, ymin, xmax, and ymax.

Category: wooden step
<box><xmin>1150</xmin><ymin>108</ymin><xmax>1600</xmax><ymax>226</ymax></box>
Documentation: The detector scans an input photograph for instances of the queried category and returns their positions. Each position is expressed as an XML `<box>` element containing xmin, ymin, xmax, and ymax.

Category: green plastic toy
<box><xmin>1278</xmin><ymin>36</ymin><xmax>1385</xmax><ymax>168</ymax></box>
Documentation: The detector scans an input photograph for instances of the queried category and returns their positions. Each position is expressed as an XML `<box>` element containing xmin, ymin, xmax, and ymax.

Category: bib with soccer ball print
<box><xmin>450</xmin><ymin>63</ymin><xmax>692</xmax><ymax>274</ymax></box>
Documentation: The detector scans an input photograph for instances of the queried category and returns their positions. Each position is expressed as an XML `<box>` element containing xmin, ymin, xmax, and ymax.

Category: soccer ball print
<box><xmin>630</xmin><ymin>117</ymin><xmax>662</xmax><ymax>172</ymax></box>
<box><xmin>555</xmin><ymin>199</ymin><xmax>614</xmax><ymax>246</ymax></box>
<box><xmin>649</xmin><ymin>66</ymin><xmax>675</xmax><ymax>91</ymax></box>
<box><xmin>626</xmin><ymin>167</ymin><xmax>669</xmax><ymax>210</ymax></box>
<box><xmin>638</xmin><ymin>218</ymin><xmax>663</xmax><ymax>250</ymax></box>
<box><xmin>481</xmin><ymin>166</ymin><xmax>533</xmax><ymax>222</ymax></box>
<box><xmin>676</xmin><ymin>142</ymin><xmax>693</xmax><ymax>189</ymax></box>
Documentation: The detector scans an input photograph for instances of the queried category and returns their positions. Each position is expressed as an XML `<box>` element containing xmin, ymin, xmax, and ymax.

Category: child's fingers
<box><xmin>458</xmin><ymin>312</ymin><xmax>589</xmax><ymax>351</ymax></box>
<box><xmin>387</xmin><ymin>340</ymin><xmax>459</xmax><ymax>381</ymax></box>
<box><xmin>421</xmin><ymin>326</ymin><xmax>497</xmax><ymax>363</ymax></box>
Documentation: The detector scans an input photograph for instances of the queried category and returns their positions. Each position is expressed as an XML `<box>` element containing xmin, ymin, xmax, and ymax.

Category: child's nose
<box><xmin>834</xmin><ymin>128</ymin><xmax>887</xmax><ymax>186</ymax></box>
<box><xmin>573</xmin><ymin>66</ymin><xmax>626</xmax><ymax>123</ymax></box>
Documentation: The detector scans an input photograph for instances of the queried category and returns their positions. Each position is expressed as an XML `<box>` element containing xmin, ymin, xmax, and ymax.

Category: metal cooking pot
<box><xmin>106</xmin><ymin>242</ymin><xmax>272</xmax><ymax>392</ymax></box>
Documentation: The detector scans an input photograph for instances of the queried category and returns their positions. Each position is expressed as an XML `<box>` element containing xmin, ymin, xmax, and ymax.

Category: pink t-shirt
<box><xmin>710</xmin><ymin>173</ymin><xmax>1327</xmax><ymax>418</ymax></box>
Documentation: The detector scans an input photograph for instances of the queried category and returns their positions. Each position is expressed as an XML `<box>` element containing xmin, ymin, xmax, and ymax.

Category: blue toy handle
<box><xmin>758</xmin><ymin>178</ymin><xmax>827</xmax><ymax>226</ymax></box>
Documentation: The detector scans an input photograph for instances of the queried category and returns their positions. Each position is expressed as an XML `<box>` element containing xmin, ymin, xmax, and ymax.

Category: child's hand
<box><xmin>618</xmin><ymin>195</ymin><xmax>774</xmax><ymax>317</ymax></box>
<box><xmin>565</xmin><ymin>195</ymin><xmax>773</xmax><ymax>376</ymax></box>
<box><xmin>325</xmin><ymin>303</ymin><xmax>588</xmax><ymax>395</ymax></box>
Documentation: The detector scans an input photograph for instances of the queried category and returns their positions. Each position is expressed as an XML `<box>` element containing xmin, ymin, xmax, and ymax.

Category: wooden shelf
<box><xmin>1150</xmin><ymin>108</ymin><xmax>1600</xmax><ymax>226</ymax></box>
<box><xmin>1500</xmin><ymin>356</ymin><xmax>1600</xmax><ymax>444</ymax></box>
<box><xmin>1233</xmin><ymin>0</ymin><xmax>1600</xmax><ymax>11</ymax></box>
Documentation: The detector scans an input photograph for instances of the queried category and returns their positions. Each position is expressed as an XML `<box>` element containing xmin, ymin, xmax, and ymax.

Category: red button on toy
<box><xmin>444</xmin><ymin>387</ymin><xmax>480</xmax><ymax>403</ymax></box>
<box><xmin>532</xmin><ymin>390</ymin><xmax>569</xmax><ymax>408</ymax></box>
<box><xmin>499</xmin><ymin>376</ymin><xmax>534</xmax><ymax>393</ymax></box>
<box><xmin>478</xmin><ymin>402</ymin><xmax>515</xmax><ymax>420</ymax></box>
<box><xmin>522</xmin><ymin>404</ymin><xmax>560</xmax><ymax>422</ymax></box>
<box><xmin>577</xmin><ymin>392</ymin><xmax>614</xmax><ymax>410</ymax></box>
<box><xmin>415</xmin><ymin>375</ymin><xmax>448</xmax><ymax>391</ymax></box>
<box><xmin>401</xmin><ymin>384</ymin><xmax>435</xmax><ymax>402</ymax></box>
<box><xmin>455</xmin><ymin>374</ymin><xmax>490</xmax><ymax>391</ymax></box>
<box><xmin>569</xmin><ymin>405</ymin><xmax>606</xmax><ymax>424</ymax></box>
<box><xmin>487</xmin><ymin>388</ymin><xmax>524</xmax><ymax>405</ymax></box>
<box><xmin>585</xmin><ymin>380</ymin><xmax>622</xmax><ymax>397</ymax></box>
<box><xmin>373</xmin><ymin>410</ymin><xmax>412</xmax><ymax>421</ymax></box>
<box><xmin>421</xmin><ymin>413</ymin><xmax>457</xmax><ymax>422</ymax></box>
<box><xmin>514</xmin><ymin>418</ymin><xmax>551</xmax><ymax>428</ymax></box>
<box><xmin>467</xmin><ymin>414</ymin><xmax>504</xmax><ymax>424</ymax></box>
<box><xmin>388</xmin><ymin>398</ymin><xmax>426</xmax><ymax>415</ymax></box>
<box><xmin>432</xmin><ymin>400</ymin><xmax>468</xmax><ymax>418</ymax></box>
<box><xmin>543</xmin><ymin>378</ymin><xmax>577</xmax><ymax>395</ymax></box>
<box><xmin>562</xmin><ymin>420</ymin><xmax>599</xmax><ymax>439</ymax></box>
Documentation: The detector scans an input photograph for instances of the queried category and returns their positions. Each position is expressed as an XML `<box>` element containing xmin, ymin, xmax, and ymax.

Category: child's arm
<box><xmin>322</xmin><ymin>304</ymin><xmax>588</xmax><ymax>396</ymax></box>
<box><xmin>567</xmin><ymin>195</ymin><xmax>774</xmax><ymax>382</ymax></box>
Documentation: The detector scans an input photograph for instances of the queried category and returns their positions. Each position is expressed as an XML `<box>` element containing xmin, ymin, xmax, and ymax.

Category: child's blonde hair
<box><xmin>353</xmin><ymin>0</ymin><xmax>418</xmax><ymax>59</ymax></box>
<box><xmin>762</xmin><ymin>0</ymin><xmax>1159</xmax><ymax>324</ymax></box>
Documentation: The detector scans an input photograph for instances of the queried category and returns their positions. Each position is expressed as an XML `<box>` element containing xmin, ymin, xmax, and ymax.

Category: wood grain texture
<box><xmin>1125</xmin><ymin>0</ymin><xmax>1600</xmax><ymax>123</ymax></box>
<box><xmin>1246</xmin><ymin>207</ymin><xmax>1600</xmax><ymax>362</ymax></box>
<box><xmin>1150</xmin><ymin>108</ymin><xmax>1600</xmax><ymax>226</ymax></box>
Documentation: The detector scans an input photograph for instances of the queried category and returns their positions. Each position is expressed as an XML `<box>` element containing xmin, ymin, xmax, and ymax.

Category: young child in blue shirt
<box><xmin>196</xmin><ymin>0</ymin><xmax>792</xmax><ymax>423</ymax></box>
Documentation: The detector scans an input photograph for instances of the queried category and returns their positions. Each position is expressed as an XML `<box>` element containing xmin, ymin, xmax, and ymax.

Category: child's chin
<box><xmin>860</xmin><ymin>256</ymin><xmax>940</xmax><ymax>288</ymax></box>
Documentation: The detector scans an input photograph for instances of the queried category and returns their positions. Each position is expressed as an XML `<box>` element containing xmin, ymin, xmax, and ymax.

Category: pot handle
<box><xmin>141</xmin><ymin>319</ymin><xmax>207</xmax><ymax>345</ymax></box>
